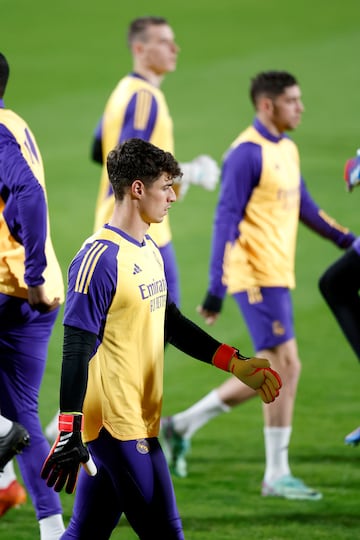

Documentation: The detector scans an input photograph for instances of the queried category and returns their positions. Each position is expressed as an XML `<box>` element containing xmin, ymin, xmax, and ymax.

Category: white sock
<box><xmin>263</xmin><ymin>426</ymin><xmax>292</xmax><ymax>484</ymax></box>
<box><xmin>172</xmin><ymin>389</ymin><xmax>231</xmax><ymax>439</ymax></box>
<box><xmin>39</xmin><ymin>514</ymin><xmax>65</xmax><ymax>540</ymax></box>
<box><xmin>0</xmin><ymin>416</ymin><xmax>13</xmax><ymax>437</ymax></box>
<box><xmin>0</xmin><ymin>461</ymin><xmax>17</xmax><ymax>489</ymax></box>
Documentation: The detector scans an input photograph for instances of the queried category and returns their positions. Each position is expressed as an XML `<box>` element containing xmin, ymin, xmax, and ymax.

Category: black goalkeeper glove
<box><xmin>41</xmin><ymin>413</ymin><xmax>97</xmax><ymax>494</ymax></box>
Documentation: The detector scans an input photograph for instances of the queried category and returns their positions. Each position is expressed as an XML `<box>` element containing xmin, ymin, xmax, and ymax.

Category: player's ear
<box><xmin>132</xmin><ymin>41</ymin><xmax>144</xmax><ymax>57</ymax></box>
<box><xmin>256</xmin><ymin>95</ymin><xmax>272</xmax><ymax>115</ymax></box>
<box><xmin>262</xmin><ymin>96</ymin><xmax>274</xmax><ymax>114</ymax></box>
<box><xmin>132</xmin><ymin>179</ymin><xmax>144</xmax><ymax>199</ymax></box>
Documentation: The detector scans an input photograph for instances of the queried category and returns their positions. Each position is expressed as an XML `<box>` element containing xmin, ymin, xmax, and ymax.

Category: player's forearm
<box><xmin>300</xmin><ymin>185</ymin><xmax>355</xmax><ymax>248</ymax></box>
<box><xmin>165</xmin><ymin>301</ymin><xmax>222</xmax><ymax>361</ymax></box>
<box><xmin>60</xmin><ymin>325</ymin><xmax>97</xmax><ymax>412</ymax></box>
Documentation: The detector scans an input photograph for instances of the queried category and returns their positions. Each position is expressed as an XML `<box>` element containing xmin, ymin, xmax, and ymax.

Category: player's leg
<box><xmin>235</xmin><ymin>287</ymin><xmax>320</xmax><ymax>500</ymax></box>
<box><xmin>0</xmin><ymin>295</ymin><xmax>64</xmax><ymax>536</ymax></box>
<box><xmin>88</xmin><ymin>430</ymin><xmax>184</xmax><ymax>539</ymax></box>
<box><xmin>319</xmin><ymin>248</ymin><xmax>360</xmax><ymax>359</ymax></box>
<box><xmin>160</xmin><ymin>382</ymin><xmax>246</xmax><ymax>478</ymax></box>
<box><xmin>61</xmin><ymin>464</ymin><xmax>121</xmax><ymax>539</ymax></box>
<box><xmin>159</xmin><ymin>242</ymin><xmax>180</xmax><ymax>307</ymax></box>
<box><xmin>0</xmin><ymin>461</ymin><xmax>27</xmax><ymax>517</ymax></box>
<box><xmin>161</xmin><ymin>287</ymin><xmax>291</xmax><ymax>479</ymax></box>
<box><xmin>319</xmin><ymin>248</ymin><xmax>360</xmax><ymax>445</ymax></box>
<box><xmin>122</xmin><ymin>438</ymin><xmax>184</xmax><ymax>539</ymax></box>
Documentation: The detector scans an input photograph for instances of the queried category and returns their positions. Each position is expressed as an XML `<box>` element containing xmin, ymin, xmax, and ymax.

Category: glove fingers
<box><xmin>54</xmin><ymin>470</ymin><xmax>69</xmax><ymax>493</ymax></box>
<box><xmin>40</xmin><ymin>459</ymin><xmax>53</xmax><ymax>480</ymax></box>
<box><xmin>266</xmin><ymin>374</ymin><xmax>281</xmax><ymax>397</ymax></box>
<box><xmin>260</xmin><ymin>376</ymin><xmax>282</xmax><ymax>403</ymax></box>
<box><xmin>257</xmin><ymin>386</ymin><xmax>270</xmax><ymax>403</ymax></box>
<box><xmin>241</xmin><ymin>364</ymin><xmax>271</xmax><ymax>388</ymax></box>
<box><xmin>258</xmin><ymin>382</ymin><xmax>273</xmax><ymax>403</ymax></box>
<box><xmin>66</xmin><ymin>467</ymin><xmax>79</xmax><ymax>494</ymax></box>
<box><xmin>44</xmin><ymin>465</ymin><xmax>61</xmax><ymax>488</ymax></box>
<box><xmin>264</xmin><ymin>368</ymin><xmax>282</xmax><ymax>390</ymax></box>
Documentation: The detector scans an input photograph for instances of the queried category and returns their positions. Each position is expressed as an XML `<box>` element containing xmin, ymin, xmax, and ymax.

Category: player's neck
<box><xmin>256</xmin><ymin>113</ymin><xmax>283</xmax><ymax>137</ymax></box>
<box><xmin>132</xmin><ymin>64</ymin><xmax>164</xmax><ymax>88</ymax></box>
<box><xmin>109</xmin><ymin>204</ymin><xmax>149</xmax><ymax>243</ymax></box>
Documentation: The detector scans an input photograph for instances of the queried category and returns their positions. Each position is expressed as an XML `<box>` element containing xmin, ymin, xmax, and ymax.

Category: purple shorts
<box><xmin>233</xmin><ymin>287</ymin><xmax>294</xmax><ymax>352</ymax></box>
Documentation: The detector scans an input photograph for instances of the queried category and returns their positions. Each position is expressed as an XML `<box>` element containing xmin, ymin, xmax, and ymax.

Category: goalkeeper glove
<box><xmin>41</xmin><ymin>413</ymin><xmax>97</xmax><ymax>494</ymax></box>
<box><xmin>344</xmin><ymin>149</ymin><xmax>360</xmax><ymax>192</ymax></box>
<box><xmin>212</xmin><ymin>344</ymin><xmax>282</xmax><ymax>403</ymax></box>
<box><xmin>178</xmin><ymin>155</ymin><xmax>220</xmax><ymax>200</ymax></box>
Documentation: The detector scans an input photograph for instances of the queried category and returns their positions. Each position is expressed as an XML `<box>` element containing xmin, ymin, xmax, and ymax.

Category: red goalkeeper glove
<box><xmin>41</xmin><ymin>413</ymin><xmax>97</xmax><ymax>494</ymax></box>
<box><xmin>212</xmin><ymin>344</ymin><xmax>282</xmax><ymax>403</ymax></box>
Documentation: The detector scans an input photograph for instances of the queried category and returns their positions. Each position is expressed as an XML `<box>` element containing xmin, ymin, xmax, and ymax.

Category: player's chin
<box><xmin>291</xmin><ymin>117</ymin><xmax>302</xmax><ymax>129</ymax></box>
<box><xmin>153</xmin><ymin>214</ymin><xmax>166</xmax><ymax>223</ymax></box>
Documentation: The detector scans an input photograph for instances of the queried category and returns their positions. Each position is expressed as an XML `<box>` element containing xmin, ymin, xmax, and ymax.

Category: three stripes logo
<box><xmin>75</xmin><ymin>241</ymin><xmax>108</xmax><ymax>294</ymax></box>
<box><xmin>133</xmin><ymin>263</ymin><xmax>142</xmax><ymax>275</ymax></box>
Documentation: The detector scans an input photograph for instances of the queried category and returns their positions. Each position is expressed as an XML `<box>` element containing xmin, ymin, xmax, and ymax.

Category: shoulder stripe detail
<box><xmin>134</xmin><ymin>90</ymin><xmax>152</xmax><ymax>130</ymax></box>
<box><xmin>75</xmin><ymin>241</ymin><xmax>108</xmax><ymax>294</ymax></box>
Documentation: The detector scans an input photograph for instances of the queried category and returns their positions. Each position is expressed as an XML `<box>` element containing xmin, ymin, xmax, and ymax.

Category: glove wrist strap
<box><xmin>212</xmin><ymin>344</ymin><xmax>237</xmax><ymax>372</ymax></box>
<box><xmin>58</xmin><ymin>413</ymin><xmax>84</xmax><ymax>432</ymax></box>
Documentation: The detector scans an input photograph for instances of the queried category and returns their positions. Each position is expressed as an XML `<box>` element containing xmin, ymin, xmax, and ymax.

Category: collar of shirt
<box><xmin>253</xmin><ymin>117</ymin><xmax>285</xmax><ymax>144</ymax></box>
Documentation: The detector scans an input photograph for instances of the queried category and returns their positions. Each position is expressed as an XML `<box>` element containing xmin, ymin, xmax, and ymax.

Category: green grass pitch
<box><xmin>1</xmin><ymin>0</ymin><xmax>360</xmax><ymax>538</ymax></box>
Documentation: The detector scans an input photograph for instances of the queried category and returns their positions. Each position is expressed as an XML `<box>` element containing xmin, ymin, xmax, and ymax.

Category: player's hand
<box><xmin>178</xmin><ymin>155</ymin><xmax>220</xmax><ymax>199</ymax></box>
<box><xmin>212</xmin><ymin>344</ymin><xmax>282</xmax><ymax>403</ymax></box>
<box><xmin>28</xmin><ymin>285</ymin><xmax>60</xmax><ymax>313</ymax></box>
<box><xmin>197</xmin><ymin>291</ymin><xmax>223</xmax><ymax>325</ymax></box>
<box><xmin>41</xmin><ymin>413</ymin><xmax>97</xmax><ymax>494</ymax></box>
<box><xmin>344</xmin><ymin>149</ymin><xmax>360</xmax><ymax>192</ymax></box>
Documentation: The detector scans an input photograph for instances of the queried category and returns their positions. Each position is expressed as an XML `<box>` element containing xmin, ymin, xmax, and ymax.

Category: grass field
<box><xmin>1</xmin><ymin>0</ymin><xmax>360</xmax><ymax>538</ymax></box>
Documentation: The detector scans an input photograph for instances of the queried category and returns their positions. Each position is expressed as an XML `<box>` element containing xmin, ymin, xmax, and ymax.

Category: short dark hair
<box><xmin>0</xmin><ymin>53</ymin><xmax>10</xmax><ymax>99</ymax></box>
<box><xmin>250</xmin><ymin>70</ymin><xmax>298</xmax><ymax>106</ymax></box>
<box><xmin>107</xmin><ymin>138</ymin><xmax>181</xmax><ymax>201</ymax></box>
<box><xmin>127</xmin><ymin>16</ymin><xmax>168</xmax><ymax>48</ymax></box>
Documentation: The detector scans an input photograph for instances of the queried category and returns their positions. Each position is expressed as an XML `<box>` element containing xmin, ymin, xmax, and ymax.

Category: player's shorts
<box><xmin>233</xmin><ymin>286</ymin><xmax>294</xmax><ymax>352</ymax></box>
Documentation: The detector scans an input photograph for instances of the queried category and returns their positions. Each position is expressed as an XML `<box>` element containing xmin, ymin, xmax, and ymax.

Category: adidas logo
<box><xmin>133</xmin><ymin>263</ymin><xmax>142</xmax><ymax>275</ymax></box>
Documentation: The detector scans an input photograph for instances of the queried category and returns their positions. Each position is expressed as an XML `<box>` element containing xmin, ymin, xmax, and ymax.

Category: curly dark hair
<box><xmin>107</xmin><ymin>138</ymin><xmax>182</xmax><ymax>200</ymax></box>
<box><xmin>250</xmin><ymin>70</ymin><xmax>298</xmax><ymax>106</ymax></box>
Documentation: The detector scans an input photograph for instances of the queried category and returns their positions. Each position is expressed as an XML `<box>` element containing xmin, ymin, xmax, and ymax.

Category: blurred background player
<box><xmin>161</xmin><ymin>70</ymin><xmax>356</xmax><ymax>501</ymax></box>
<box><xmin>45</xmin><ymin>14</ymin><xmax>220</xmax><ymax>443</ymax></box>
<box><xmin>319</xmin><ymin>149</ymin><xmax>360</xmax><ymax>446</ymax></box>
<box><xmin>0</xmin><ymin>52</ymin><xmax>65</xmax><ymax>537</ymax></box>
<box><xmin>91</xmin><ymin>15</ymin><xmax>219</xmax><ymax>307</ymax></box>
<box><xmin>41</xmin><ymin>138</ymin><xmax>281</xmax><ymax>539</ymax></box>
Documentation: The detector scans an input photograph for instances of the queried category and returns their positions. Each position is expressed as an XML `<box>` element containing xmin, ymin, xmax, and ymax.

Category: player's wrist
<box><xmin>212</xmin><ymin>344</ymin><xmax>238</xmax><ymax>371</ymax></box>
<box><xmin>202</xmin><ymin>292</ymin><xmax>223</xmax><ymax>313</ymax></box>
<box><xmin>58</xmin><ymin>413</ymin><xmax>84</xmax><ymax>432</ymax></box>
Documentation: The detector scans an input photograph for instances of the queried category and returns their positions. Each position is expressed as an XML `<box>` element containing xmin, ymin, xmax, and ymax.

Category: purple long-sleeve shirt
<box><xmin>208</xmin><ymin>119</ymin><xmax>355</xmax><ymax>299</ymax></box>
<box><xmin>0</xmin><ymin>99</ymin><xmax>47</xmax><ymax>287</ymax></box>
